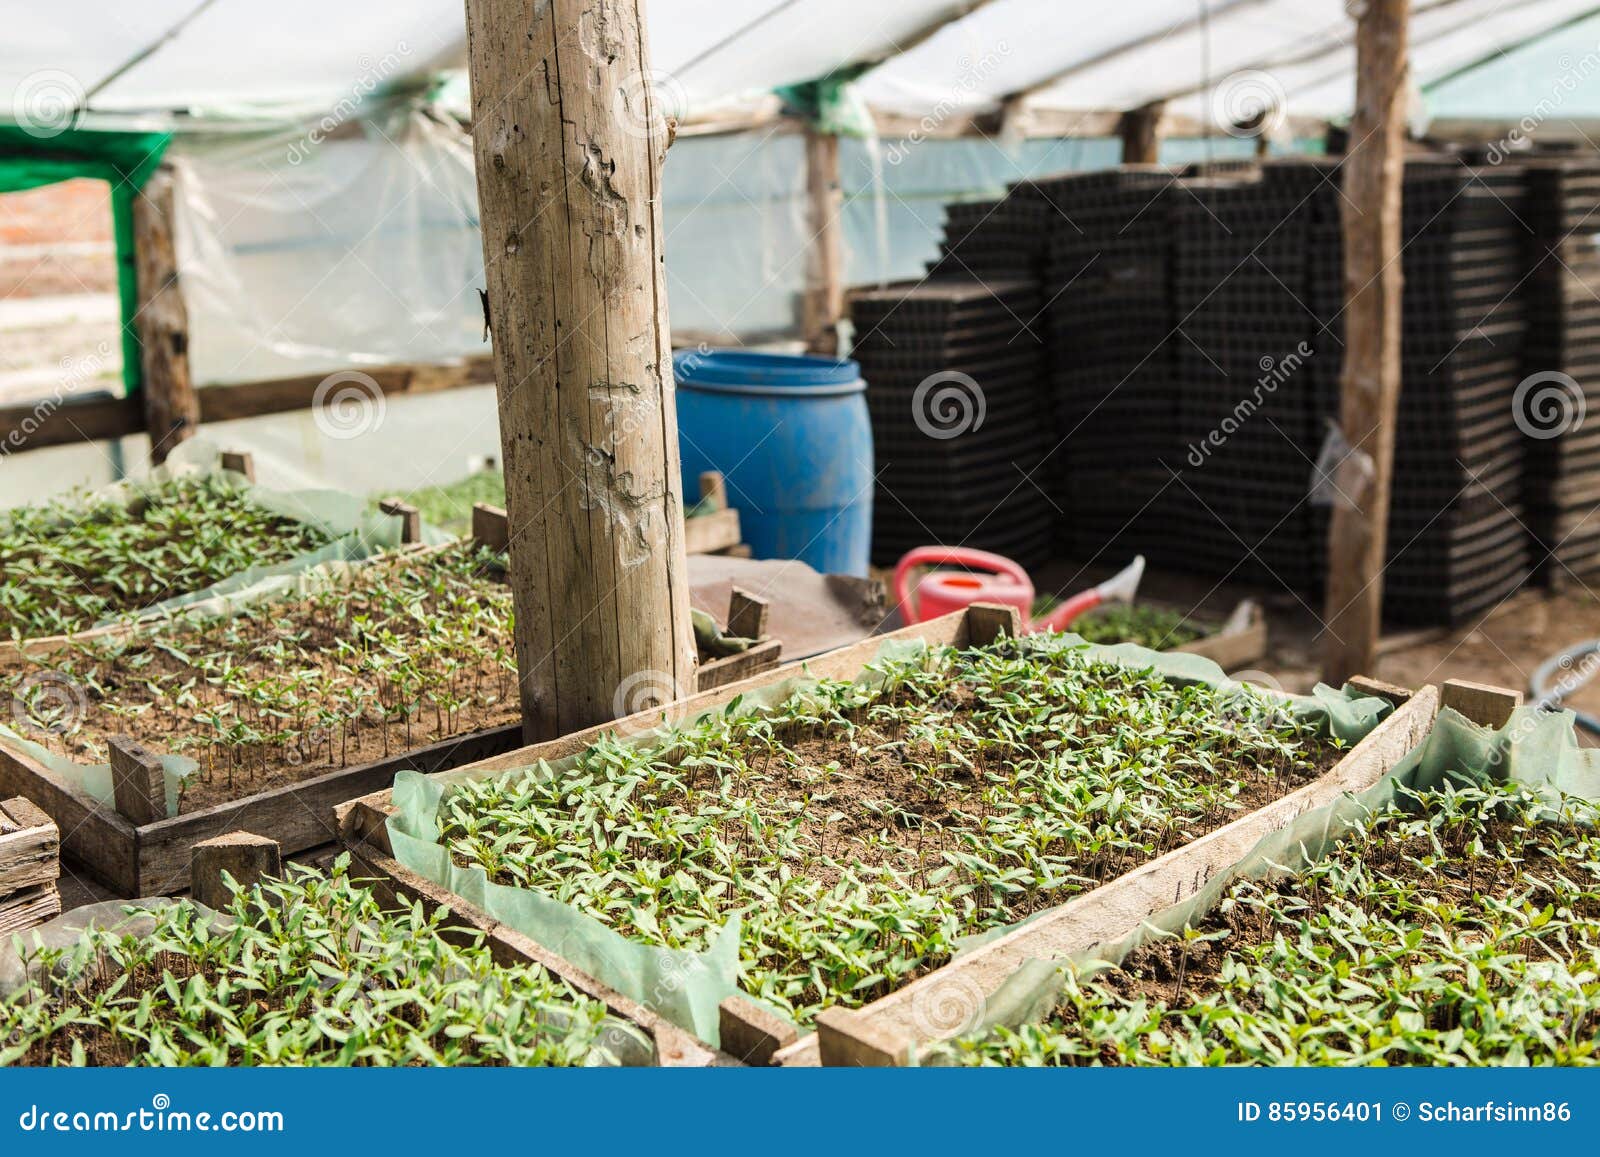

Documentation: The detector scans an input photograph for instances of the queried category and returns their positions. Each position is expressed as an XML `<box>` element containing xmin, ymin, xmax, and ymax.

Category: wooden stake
<box><xmin>465</xmin><ymin>0</ymin><xmax>696</xmax><ymax>742</ymax></box>
<box><xmin>1440</xmin><ymin>678</ymin><xmax>1522</xmax><ymax>729</ymax></box>
<box><xmin>1118</xmin><ymin>101</ymin><xmax>1165</xmax><ymax>164</ymax></box>
<box><xmin>220</xmin><ymin>450</ymin><xmax>256</xmax><ymax>483</ymax></box>
<box><xmin>698</xmin><ymin>471</ymin><xmax>728</xmax><ymax>511</ymax></box>
<box><xmin>727</xmin><ymin>587</ymin><xmax>769</xmax><ymax>640</ymax></box>
<box><xmin>109</xmin><ymin>735</ymin><xmax>165</xmax><ymax>826</ymax></box>
<box><xmin>802</xmin><ymin>126</ymin><xmax>844</xmax><ymax>354</ymax></box>
<box><xmin>471</xmin><ymin>502</ymin><xmax>510</xmax><ymax>553</ymax></box>
<box><xmin>1321</xmin><ymin>0</ymin><xmax>1409</xmax><ymax>685</ymax></box>
<box><xmin>190</xmin><ymin>831</ymin><xmax>282</xmax><ymax>911</ymax></box>
<box><xmin>132</xmin><ymin>164</ymin><xmax>198</xmax><ymax>465</ymax></box>
<box><xmin>378</xmin><ymin>498</ymin><xmax>421</xmax><ymax>544</ymax></box>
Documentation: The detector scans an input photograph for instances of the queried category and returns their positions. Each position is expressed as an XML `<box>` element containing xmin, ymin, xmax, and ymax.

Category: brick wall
<box><xmin>0</xmin><ymin>178</ymin><xmax>117</xmax><ymax>297</ymax></box>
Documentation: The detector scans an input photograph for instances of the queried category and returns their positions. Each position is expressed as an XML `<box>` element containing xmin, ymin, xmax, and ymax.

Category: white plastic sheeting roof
<box><xmin>0</xmin><ymin>0</ymin><xmax>1593</xmax><ymax>132</ymax></box>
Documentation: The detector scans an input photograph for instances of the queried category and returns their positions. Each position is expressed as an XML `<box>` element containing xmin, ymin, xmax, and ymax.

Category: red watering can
<box><xmin>893</xmin><ymin>546</ymin><xmax>1145</xmax><ymax>633</ymax></box>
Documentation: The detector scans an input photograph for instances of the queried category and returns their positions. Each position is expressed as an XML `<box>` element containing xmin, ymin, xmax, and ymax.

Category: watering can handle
<box><xmin>892</xmin><ymin>546</ymin><xmax>1032</xmax><ymax>623</ymax></box>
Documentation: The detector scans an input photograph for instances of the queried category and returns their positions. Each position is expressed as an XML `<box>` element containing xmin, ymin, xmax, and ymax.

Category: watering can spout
<box><xmin>1096</xmin><ymin>555</ymin><xmax>1145</xmax><ymax>606</ymax></box>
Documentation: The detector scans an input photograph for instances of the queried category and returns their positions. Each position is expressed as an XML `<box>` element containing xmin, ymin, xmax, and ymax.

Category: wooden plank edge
<box><xmin>684</xmin><ymin>507</ymin><xmax>741</xmax><ymax>555</ymax></box>
<box><xmin>791</xmin><ymin>683</ymin><xmax>1441</xmax><ymax>1066</ymax></box>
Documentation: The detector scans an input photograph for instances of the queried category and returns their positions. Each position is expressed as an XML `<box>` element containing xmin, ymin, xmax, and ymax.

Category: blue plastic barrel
<box><xmin>674</xmin><ymin>349</ymin><xmax>873</xmax><ymax>576</ymax></box>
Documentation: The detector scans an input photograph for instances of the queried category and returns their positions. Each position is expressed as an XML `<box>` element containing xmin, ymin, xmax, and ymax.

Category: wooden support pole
<box><xmin>1321</xmin><ymin>0</ymin><xmax>1409</xmax><ymax>686</ymax></box>
<box><xmin>465</xmin><ymin>0</ymin><xmax>696</xmax><ymax>742</ymax></box>
<box><xmin>220</xmin><ymin>450</ymin><xmax>256</xmax><ymax>483</ymax></box>
<box><xmin>109</xmin><ymin>735</ymin><xmax>165</xmax><ymax>827</ymax></box>
<box><xmin>802</xmin><ymin>126</ymin><xmax>845</xmax><ymax>355</ymax></box>
<box><xmin>132</xmin><ymin>164</ymin><xmax>198</xmax><ymax>465</ymax></box>
<box><xmin>1118</xmin><ymin>101</ymin><xmax>1165</xmax><ymax>164</ymax></box>
<box><xmin>379</xmin><ymin>498</ymin><xmax>421</xmax><ymax>544</ymax></box>
<box><xmin>190</xmin><ymin>831</ymin><xmax>282</xmax><ymax>911</ymax></box>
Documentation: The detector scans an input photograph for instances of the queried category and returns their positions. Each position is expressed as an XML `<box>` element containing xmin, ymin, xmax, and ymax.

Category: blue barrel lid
<box><xmin>674</xmin><ymin>349</ymin><xmax>863</xmax><ymax>397</ymax></box>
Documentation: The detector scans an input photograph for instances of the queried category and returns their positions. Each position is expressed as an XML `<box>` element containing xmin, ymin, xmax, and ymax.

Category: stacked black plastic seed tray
<box><xmin>1168</xmin><ymin>168</ymin><xmax>1330</xmax><ymax>590</ymax></box>
<box><xmin>1522</xmin><ymin>158</ymin><xmax>1600</xmax><ymax>583</ymax></box>
<box><xmin>849</xmin><ymin>276</ymin><xmax>1054</xmax><ymax>567</ymax></box>
<box><xmin>1036</xmin><ymin>167</ymin><xmax>1184</xmax><ymax>560</ymax></box>
<box><xmin>928</xmin><ymin>187</ymin><xmax>1052</xmax><ymax>280</ymax></box>
<box><xmin>1297</xmin><ymin>158</ymin><xmax>1534</xmax><ymax>621</ymax></box>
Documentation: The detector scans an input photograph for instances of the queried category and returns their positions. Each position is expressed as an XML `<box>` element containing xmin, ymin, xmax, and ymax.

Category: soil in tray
<box><xmin>0</xmin><ymin>474</ymin><xmax>332</xmax><ymax>640</ymax></box>
<box><xmin>439</xmin><ymin>634</ymin><xmax>1345</xmax><ymax>1028</ymax></box>
<box><xmin>3</xmin><ymin>544</ymin><xmax>519</xmax><ymax>814</ymax></box>
<box><xmin>0</xmin><ymin>861</ymin><xmax>639</xmax><ymax>1066</ymax></box>
<box><xmin>934</xmin><ymin>780</ymin><xmax>1600</xmax><ymax>1066</ymax></box>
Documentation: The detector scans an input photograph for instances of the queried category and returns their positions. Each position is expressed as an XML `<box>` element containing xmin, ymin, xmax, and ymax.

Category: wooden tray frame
<box><xmin>335</xmin><ymin>604</ymin><xmax>1435</xmax><ymax>1066</ymax></box>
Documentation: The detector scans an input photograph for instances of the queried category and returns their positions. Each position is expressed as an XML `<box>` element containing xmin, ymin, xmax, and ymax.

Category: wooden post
<box><xmin>1321</xmin><ymin>0</ymin><xmax>1409</xmax><ymax>686</ymax></box>
<box><xmin>379</xmin><ymin>498</ymin><xmax>421</xmax><ymax>544</ymax></box>
<box><xmin>132</xmin><ymin>164</ymin><xmax>198</xmax><ymax>465</ymax></box>
<box><xmin>1118</xmin><ymin>101</ymin><xmax>1165</xmax><ymax>164</ymax></box>
<box><xmin>465</xmin><ymin>0</ymin><xmax>696</xmax><ymax>742</ymax></box>
<box><xmin>802</xmin><ymin>126</ymin><xmax>844</xmax><ymax>354</ymax></box>
<box><xmin>190</xmin><ymin>831</ymin><xmax>282</xmax><ymax>911</ymax></box>
<box><xmin>109</xmin><ymin>735</ymin><xmax>165</xmax><ymax>826</ymax></box>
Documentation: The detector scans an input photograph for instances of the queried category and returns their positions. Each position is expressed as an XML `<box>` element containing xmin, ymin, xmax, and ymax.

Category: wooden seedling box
<box><xmin>801</xmin><ymin>675</ymin><xmax>1440</xmax><ymax>1066</ymax></box>
<box><xmin>821</xmin><ymin>678</ymin><xmax>1517</xmax><ymax>1067</ymax></box>
<box><xmin>0</xmin><ymin>796</ymin><xmax>61</xmax><ymax>936</ymax></box>
<box><xmin>336</xmin><ymin>603</ymin><xmax>1433</xmax><ymax>1066</ymax></box>
<box><xmin>0</xmin><ymin>524</ymin><xmax>780</xmax><ymax>898</ymax></box>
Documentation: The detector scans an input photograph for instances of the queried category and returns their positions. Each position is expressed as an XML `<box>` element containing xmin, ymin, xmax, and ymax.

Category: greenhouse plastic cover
<box><xmin>4</xmin><ymin>0</ymin><xmax>1595</xmax><ymax>131</ymax></box>
<box><xmin>931</xmin><ymin>702</ymin><xmax>1600</xmax><ymax>1063</ymax></box>
<box><xmin>385</xmin><ymin>629</ymin><xmax>1391</xmax><ymax>1048</ymax></box>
